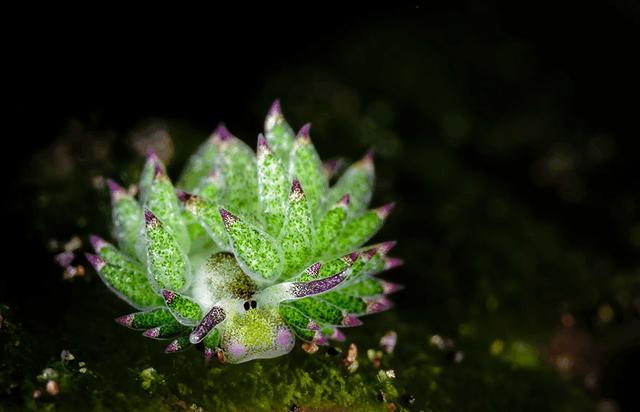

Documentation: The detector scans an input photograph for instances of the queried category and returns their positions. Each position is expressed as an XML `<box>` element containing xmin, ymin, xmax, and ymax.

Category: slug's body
<box><xmin>86</xmin><ymin>101</ymin><xmax>402</xmax><ymax>363</ymax></box>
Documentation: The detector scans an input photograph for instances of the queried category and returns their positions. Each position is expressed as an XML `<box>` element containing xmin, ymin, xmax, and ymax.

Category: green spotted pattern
<box><xmin>320</xmin><ymin>291</ymin><xmax>368</xmax><ymax>315</ymax></box>
<box><xmin>325</xmin><ymin>157</ymin><xmax>374</xmax><ymax>214</ymax></box>
<box><xmin>177</xmin><ymin>137</ymin><xmax>218</xmax><ymax>192</ymax></box>
<box><xmin>278</xmin><ymin>306</ymin><xmax>316</xmax><ymax>342</ymax></box>
<box><xmin>184</xmin><ymin>196</ymin><xmax>229</xmax><ymax>250</ymax></box>
<box><xmin>166</xmin><ymin>335</ymin><xmax>191</xmax><ymax>352</ymax></box>
<box><xmin>215</xmin><ymin>134</ymin><xmax>258</xmax><ymax>212</ymax></box>
<box><xmin>181</xmin><ymin>210</ymin><xmax>210</xmax><ymax>252</ymax></box>
<box><xmin>342</xmin><ymin>276</ymin><xmax>385</xmax><ymax>297</ymax></box>
<box><xmin>145</xmin><ymin>214</ymin><xmax>191</xmax><ymax>291</ymax></box>
<box><xmin>196</xmin><ymin>170</ymin><xmax>224</xmax><ymax>202</ymax></box>
<box><xmin>129</xmin><ymin>308</ymin><xmax>175</xmax><ymax>330</ymax></box>
<box><xmin>290</xmin><ymin>325</ymin><xmax>316</xmax><ymax>342</ymax></box>
<box><xmin>202</xmin><ymin>328</ymin><xmax>221</xmax><ymax>349</ymax></box>
<box><xmin>290</xmin><ymin>298</ymin><xmax>344</xmax><ymax>326</ymax></box>
<box><xmin>360</xmin><ymin>251</ymin><xmax>386</xmax><ymax>277</ymax></box>
<box><xmin>318</xmin><ymin>254</ymin><xmax>354</xmax><ymax>279</ymax></box>
<box><xmin>257</xmin><ymin>137</ymin><xmax>289</xmax><ymax>235</ymax></box>
<box><xmin>138</xmin><ymin>155</ymin><xmax>165</xmax><ymax>205</ymax></box>
<box><xmin>223</xmin><ymin>210</ymin><xmax>283</xmax><ymax>280</ymax></box>
<box><xmin>94</xmin><ymin>240</ymin><xmax>141</xmax><ymax>272</ymax></box>
<box><xmin>148</xmin><ymin>322</ymin><xmax>190</xmax><ymax>338</ymax></box>
<box><xmin>147</xmin><ymin>173</ymin><xmax>190</xmax><ymax>252</ymax></box>
<box><xmin>264</xmin><ymin>105</ymin><xmax>295</xmax><ymax>168</ymax></box>
<box><xmin>164</xmin><ymin>291</ymin><xmax>202</xmax><ymax>325</ymax></box>
<box><xmin>329</xmin><ymin>209</ymin><xmax>384</xmax><ymax>255</ymax></box>
<box><xmin>315</xmin><ymin>198</ymin><xmax>349</xmax><ymax>253</ymax></box>
<box><xmin>289</xmin><ymin>135</ymin><xmax>326</xmax><ymax>218</ymax></box>
<box><xmin>278</xmin><ymin>183</ymin><xmax>314</xmax><ymax>277</ymax></box>
<box><xmin>96</xmin><ymin>261</ymin><xmax>164</xmax><ymax>309</ymax></box>
<box><xmin>111</xmin><ymin>193</ymin><xmax>145</xmax><ymax>262</ymax></box>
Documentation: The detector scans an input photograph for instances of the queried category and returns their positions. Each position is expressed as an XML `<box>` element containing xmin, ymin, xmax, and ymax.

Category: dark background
<box><xmin>4</xmin><ymin>2</ymin><xmax>640</xmax><ymax>410</ymax></box>
<box><xmin>7</xmin><ymin>2</ymin><xmax>640</xmax><ymax>256</ymax></box>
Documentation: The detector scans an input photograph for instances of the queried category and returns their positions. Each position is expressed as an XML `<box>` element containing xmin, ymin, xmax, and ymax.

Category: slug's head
<box><xmin>218</xmin><ymin>303</ymin><xmax>295</xmax><ymax>363</ymax></box>
<box><xmin>189</xmin><ymin>253</ymin><xmax>295</xmax><ymax>363</ymax></box>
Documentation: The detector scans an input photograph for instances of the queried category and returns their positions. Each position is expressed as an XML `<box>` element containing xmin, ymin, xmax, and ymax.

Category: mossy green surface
<box><xmin>1</xmin><ymin>303</ymin><xmax>594</xmax><ymax>411</ymax></box>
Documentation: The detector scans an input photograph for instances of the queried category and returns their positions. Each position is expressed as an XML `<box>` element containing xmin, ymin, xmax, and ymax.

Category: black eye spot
<box><xmin>251</xmin><ymin>300</ymin><xmax>257</xmax><ymax>309</ymax></box>
<box><xmin>243</xmin><ymin>301</ymin><xmax>250</xmax><ymax>311</ymax></box>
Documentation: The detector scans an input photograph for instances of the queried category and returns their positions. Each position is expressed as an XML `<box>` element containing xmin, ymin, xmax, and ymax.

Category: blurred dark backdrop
<box><xmin>4</xmin><ymin>2</ymin><xmax>640</xmax><ymax>411</ymax></box>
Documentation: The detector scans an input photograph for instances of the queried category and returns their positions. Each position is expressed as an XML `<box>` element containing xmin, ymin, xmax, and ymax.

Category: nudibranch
<box><xmin>86</xmin><ymin>101</ymin><xmax>402</xmax><ymax>363</ymax></box>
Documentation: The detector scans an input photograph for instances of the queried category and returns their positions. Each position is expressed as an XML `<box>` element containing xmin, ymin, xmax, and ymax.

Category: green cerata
<box><xmin>86</xmin><ymin>100</ymin><xmax>402</xmax><ymax>364</ymax></box>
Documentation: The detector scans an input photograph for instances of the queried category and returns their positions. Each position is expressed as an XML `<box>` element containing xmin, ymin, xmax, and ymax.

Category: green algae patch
<box><xmin>2</xmin><ymin>303</ymin><xmax>594</xmax><ymax>412</ymax></box>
